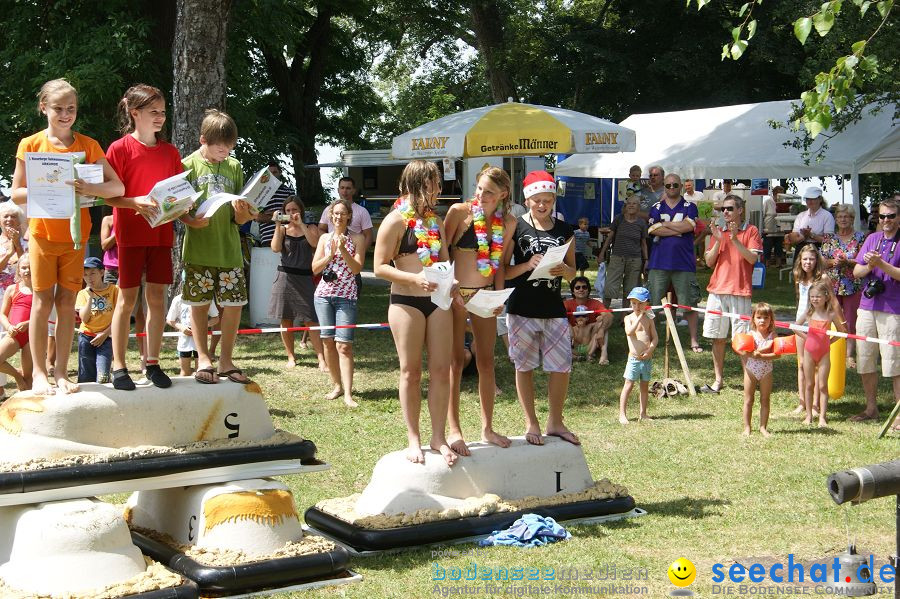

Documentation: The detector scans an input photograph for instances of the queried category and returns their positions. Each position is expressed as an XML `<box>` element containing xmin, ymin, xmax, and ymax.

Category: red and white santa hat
<box><xmin>522</xmin><ymin>171</ymin><xmax>556</xmax><ymax>199</ymax></box>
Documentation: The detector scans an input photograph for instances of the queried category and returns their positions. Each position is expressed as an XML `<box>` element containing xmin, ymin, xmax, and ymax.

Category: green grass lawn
<box><xmin>204</xmin><ymin>264</ymin><xmax>897</xmax><ymax>597</ymax></box>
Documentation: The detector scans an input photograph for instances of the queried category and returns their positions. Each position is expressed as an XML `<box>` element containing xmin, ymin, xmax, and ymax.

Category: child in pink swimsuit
<box><xmin>796</xmin><ymin>280</ymin><xmax>845</xmax><ymax>427</ymax></box>
<box><xmin>0</xmin><ymin>257</ymin><xmax>33</xmax><ymax>392</ymax></box>
<box><xmin>736</xmin><ymin>302</ymin><xmax>779</xmax><ymax>437</ymax></box>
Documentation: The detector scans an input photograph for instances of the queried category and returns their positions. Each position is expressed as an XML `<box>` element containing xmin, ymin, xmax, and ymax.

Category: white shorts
<box><xmin>856</xmin><ymin>309</ymin><xmax>899</xmax><ymax>378</ymax></box>
<box><xmin>702</xmin><ymin>293</ymin><xmax>751</xmax><ymax>340</ymax></box>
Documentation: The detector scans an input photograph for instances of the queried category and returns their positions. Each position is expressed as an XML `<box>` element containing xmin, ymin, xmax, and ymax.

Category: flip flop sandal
<box><xmin>546</xmin><ymin>431</ymin><xmax>581</xmax><ymax>445</ymax></box>
<box><xmin>194</xmin><ymin>367</ymin><xmax>217</xmax><ymax>384</ymax></box>
<box><xmin>217</xmin><ymin>369</ymin><xmax>251</xmax><ymax>384</ymax></box>
<box><xmin>674</xmin><ymin>380</ymin><xmax>688</xmax><ymax>395</ymax></box>
<box><xmin>699</xmin><ymin>384</ymin><xmax>721</xmax><ymax>394</ymax></box>
<box><xmin>664</xmin><ymin>381</ymin><xmax>678</xmax><ymax>397</ymax></box>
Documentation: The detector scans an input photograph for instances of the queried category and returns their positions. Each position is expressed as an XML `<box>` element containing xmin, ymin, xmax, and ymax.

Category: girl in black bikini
<box><xmin>443</xmin><ymin>167</ymin><xmax>517</xmax><ymax>455</ymax></box>
<box><xmin>373</xmin><ymin>160</ymin><xmax>458</xmax><ymax>467</ymax></box>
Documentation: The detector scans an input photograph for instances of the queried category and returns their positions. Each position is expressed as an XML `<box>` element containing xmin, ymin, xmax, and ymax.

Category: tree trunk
<box><xmin>469</xmin><ymin>0</ymin><xmax>517</xmax><ymax>103</ymax></box>
<box><xmin>257</xmin><ymin>5</ymin><xmax>335</xmax><ymax>205</ymax></box>
<box><xmin>170</xmin><ymin>0</ymin><xmax>231</xmax><ymax>296</ymax></box>
<box><xmin>171</xmin><ymin>0</ymin><xmax>231</xmax><ymax>157</ymax></box>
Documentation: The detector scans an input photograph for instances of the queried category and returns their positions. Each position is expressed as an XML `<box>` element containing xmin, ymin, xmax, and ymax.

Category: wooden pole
<box><xmin>664</xmin><ymin>293</ymin><xmax>671</xmax><ymax>379</ymax></box>
<box><xmin>877</xmin><ymin>400</ymin><xmax>900</xmax><ymax>439</ymax></box>
<box><xmin>661</xmin><ymin>296</ymin><xmax>697</xmax><ymax>397</ymax></box>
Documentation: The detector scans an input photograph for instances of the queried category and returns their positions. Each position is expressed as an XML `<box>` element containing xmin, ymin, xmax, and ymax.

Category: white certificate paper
<box><xmin>465</xmin><ymin>288</ymin><xmax>514</xmax><ymax>319</ymax></box>
<box><xmin>239</xmin><ymin>167</ymin><xmax>281</xmax><ymax>212</ymax></box>
<box><xmin>25</xmin><ymin>153</ymin><xmax>76</xmax><ymax>219</ymax></box>
<box><xmin>423</xmin><ymin>261</ymin><xmax>454</xmax><ymax>310</ymax></box>
<box><xmin>196</xmin><ymin>193</ymin><xmax>242</xmax><ymax>218</ymax></box>
<box><xmin>74</xmin><ymin>163</ymin><xmax>104</xmax><ymax>207</ymax></box>
<box><xmin>527</xmin><ymin>240</ymin><xmax>572</xmax><ymax>281</ymax></box>
<box><xmin>146</xmin><ymin>171</ymin><xmax>201</xmax><ymax>227</ymax></box>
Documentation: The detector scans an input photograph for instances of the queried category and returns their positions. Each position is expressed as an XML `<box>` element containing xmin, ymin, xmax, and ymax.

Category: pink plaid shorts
<box><xmin>507</xmin><ymin>314</ymin><xmax>572</xmax><ymax>373</ymax></box>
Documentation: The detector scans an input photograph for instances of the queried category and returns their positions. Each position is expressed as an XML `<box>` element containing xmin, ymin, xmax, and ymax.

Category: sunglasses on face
<box><xmin>722</xmin><ymin>206</ymin><xmax>736</xmax><ymax>212</ymax></box>
<box><xmin>573</xmin><ymin>285</ymin><xmax>589</xmax><ymax>290</ymax></box>
<box><xmin>878</xmin><ymin>213</ymin><xmax>897</xmax><ymax>220</ymax></box>
<box><xmin>664</xmin><ymin>183</ymin><xmax>680</xmax><ymax>189</ymax></box>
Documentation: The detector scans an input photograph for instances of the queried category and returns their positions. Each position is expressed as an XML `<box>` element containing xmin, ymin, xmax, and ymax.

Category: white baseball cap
<box><xmin>803</xmin><ymin>186</ymin><xmax>823</xmax><ymax>199</ymax></box>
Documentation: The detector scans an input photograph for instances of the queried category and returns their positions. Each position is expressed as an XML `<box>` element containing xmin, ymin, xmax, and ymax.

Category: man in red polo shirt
<box><xmin>700</xmin><ymin>194</ymin><xmax>763</xmax><ymax>393</ymax></box>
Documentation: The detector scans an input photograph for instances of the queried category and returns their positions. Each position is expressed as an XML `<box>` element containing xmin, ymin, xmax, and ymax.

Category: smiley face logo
<box><xmin>668</xmin><ymin>558</ymin><xmax>696</xmax><ymax>587</ymax></box>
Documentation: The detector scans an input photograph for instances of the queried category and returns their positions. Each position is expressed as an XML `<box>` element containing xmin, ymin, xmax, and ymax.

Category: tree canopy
<box><xmin>1</xmin><ymin>0</ymin><xmax>895</xmax><ymax>198</ymax></box>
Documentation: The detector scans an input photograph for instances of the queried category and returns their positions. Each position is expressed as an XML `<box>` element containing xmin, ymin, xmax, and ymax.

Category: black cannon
<box><xmin>827</xmin><ymin>460</ymin><xmax>900</xmax><ymax>599</ymax></box>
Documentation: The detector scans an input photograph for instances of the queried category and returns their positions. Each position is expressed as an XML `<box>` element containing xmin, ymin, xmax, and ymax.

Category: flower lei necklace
<box><xmin>471</xmin><ymin>199</ymin><xmax>504</xmax><ymax>277</ymax></box>
<box><xmin>397</xmin><ymin>197</ymin><xmax>441</xmax><ymax>266</ymax></box>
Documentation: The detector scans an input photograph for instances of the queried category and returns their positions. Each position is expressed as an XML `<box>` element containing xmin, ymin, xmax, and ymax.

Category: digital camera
<box><xmin>862</xmin><ymin>278</ymin><xmax>885</xmax><ymax>299</ymax></box>
<box><xmin>321</xmin><ymin>266</ymin><xmax>338</xmax><ymax>283</ymax></box>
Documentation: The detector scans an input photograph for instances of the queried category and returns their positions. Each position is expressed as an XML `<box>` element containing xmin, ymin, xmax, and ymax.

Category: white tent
<box><xmin>555</xmin><ymin>99</ymin><xmax>899</xmax><ymax>221</ymax></box>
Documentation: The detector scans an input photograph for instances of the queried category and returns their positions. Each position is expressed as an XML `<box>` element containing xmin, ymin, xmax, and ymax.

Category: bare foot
<box><xmin>599</xmin><ymin>357</ymin><xmax>610</xmax><ymax>366</ymax></box>
<box><xmin>431</xmin><ymin>442</ymin><xmax>458</xmax><ymax>466</ymax></box>
<box><xmin>56</xmin><ymin>378</ymin><xmax>79</xmax><ymax>394</ymax></box>
<box><xmin>619</xmin><ymin>414</ymin><xmax>629</xmax><ymax>425</ymax></box>
<box><xmin>325</xmin><ymin>386</ymin><xmax>341</xmax><ymax>400</ymax></box>
<box><xmin>792</xmin><ymin>404</ymin><xmax>805</xmax><ymax>414</ymax></box>
<box><xmin>760</xmin><ymin>427</ymin><xmax>771</xmax><ymax>438</ymax></box>
<box><xmin>447</xmin><ymin>436</ymin><xmax>470</xmax><ymax>456</ymax></box>
<box><xmin>812</xmin><ymin>408</ymin><xmax>820</xmax><ymax>418</ymax></box>
<box><xmin>802</xmin><ymin>417</ymin><xmax>812</xmax><ymax>426</ymax></box>
<box><xmin>318</xmin><ymin>362</ymin><xmax>328</xmax><ymax>373</ymax></box>
<box><xmin>482</xmin><ymin>428</ymin><xmax>511</xmax><ymax>448</ymax></box>
<box><xmin>494</xmin><ymin>386</ymin><xmax>502</xmax><ymax>396</ymax></box>
<box><xmin>286</xmin><ymin>358</ymin><xmax>296</xmax><ymax>368</ymax></box>
<box><xmin>343</xmin><ymin>395</ymin><xmax>359</xmax><ymax>408</ymax></box>
<box><xmin>31</xmin><ymin>374</ymin><xmax>54</xmax><ymax>396</ymax></box>
<box><xmin>405</xmin><ymin>444</ymin><xmax>425</xmax><ymax>464</ymax></box>
<box><xmin>638</xmin><ymin>414</ymin><xmax>652</xmax><ymax>422</ymax></box>
<box><xmin>818</xmin><ymin>419</ymin><xmax>828</xmax><ymax>428</ymax></box>
<box><xmin>742</xmin><ymin>427</ymin><xmax>751</xmax><ymax>436</ymax></box>
<box><xmin>850</xmin><ymin>411</ymin><xmax>879</xmax><ymax>422</ymax></box>
<box><xmin>546</xmin><ymin>428</ymin><xmax>580</xmax><ymax>445</ymax></box>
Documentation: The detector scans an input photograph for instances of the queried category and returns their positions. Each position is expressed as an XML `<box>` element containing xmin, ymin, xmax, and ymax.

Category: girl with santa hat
<box><xmin>504</xmin><ymin>171</ymin><xmax>580</xmax><ymax>446</ymax></box>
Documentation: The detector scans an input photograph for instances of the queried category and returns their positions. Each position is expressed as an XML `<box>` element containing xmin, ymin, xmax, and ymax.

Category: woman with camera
<box><xmin>312</xmin><ymin>198</ymin><xmax>365</xmax><ymax>407</ymax></box>
<box><xmin>851</xmin><ymin>197</ymin><xmax>900</xmax><ymax>429</ymax></box>
<box><xmin>268</xmin><ymin>195</ymin><xmax>326</xmax><ymax>371</ymax></box>
<box><xmin>821</xmin><ymin>204</ymin><xmax>867</xmax><ymax>369</ymax></box>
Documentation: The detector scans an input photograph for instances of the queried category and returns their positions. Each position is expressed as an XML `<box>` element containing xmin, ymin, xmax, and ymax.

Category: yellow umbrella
<box><xmin>392</xmin><ymin>100</ymin><xmax>635</xmax><ymax>159</ymax></box>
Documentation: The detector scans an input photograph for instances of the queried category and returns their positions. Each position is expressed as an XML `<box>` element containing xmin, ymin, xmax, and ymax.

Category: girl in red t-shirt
<box><xmin>104</xmin><ymin>84</ymin><xmax>183</xmax><ymax>391</ymax></box>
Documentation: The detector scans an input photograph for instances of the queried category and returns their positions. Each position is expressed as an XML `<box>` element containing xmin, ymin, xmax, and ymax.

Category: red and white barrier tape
<box><xmin>132</xmin><ymin>323</ymin><xmax>390</xmax><ymax>338</ymax></box>
<box><xmin>661</xmin><ymin>302</ymin><xmax>900</xmax><ymax>348</ymax></box>
<box><xmin>127</xmin><ymin>304</ymin><xmax>897</xmax><ymax>348</ymax></box>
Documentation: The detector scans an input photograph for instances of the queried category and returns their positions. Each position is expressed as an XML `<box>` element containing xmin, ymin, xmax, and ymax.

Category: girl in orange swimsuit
<box><xmin>796</xmin><ymin>280</ymin><xmax>845</xmax><ymax>427</ymax></box>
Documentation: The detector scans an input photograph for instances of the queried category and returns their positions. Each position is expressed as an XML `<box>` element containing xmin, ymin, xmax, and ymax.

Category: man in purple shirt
<box><xmin>647</xmin><ymin>173</ymin><xmax>702</xmax><ymax>352</ymax></box>
<box><xmin>851</xmin><ymin>197</ymin><xmax>900</xmax><ymax>430</ymax></box>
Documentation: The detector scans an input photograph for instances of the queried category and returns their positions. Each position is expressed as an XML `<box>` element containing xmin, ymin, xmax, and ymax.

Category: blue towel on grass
<box><xmin>477</xmin><ymin>513</ymin><xmax>571</xmax><ymax>547</ymax></box>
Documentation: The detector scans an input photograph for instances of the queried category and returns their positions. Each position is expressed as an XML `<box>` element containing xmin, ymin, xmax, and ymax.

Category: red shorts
<box><xmin>117</xmin><ymin>245</ymin><xmax>173</xmax><ymax>288</ymax></box>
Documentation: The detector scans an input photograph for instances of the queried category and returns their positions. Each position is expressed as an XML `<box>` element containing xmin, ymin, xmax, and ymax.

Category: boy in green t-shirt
<box><xmin>180</xmin><ymin>109</ymin><xmax>254</xmax><ymax>384</ymax></box>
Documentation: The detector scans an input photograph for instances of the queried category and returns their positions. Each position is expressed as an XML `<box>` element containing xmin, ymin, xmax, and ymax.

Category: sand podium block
<box><xmin>0</xmin><ymin>498</ymin><xmax>197</xmax><ymax>598</ymax></box>
<box><xmin>0</xmin><ymin>380</ymin><xmax>319</xmax><ymax>506</ymax></box>
<box><xmin>0</xmin><ymin>380</ymin><xmax>276</xmax><ymax>463</ymax></box>
<box><xmin>126</xmin><ymin>479</ymin><xmax>350</xmax><ymax>596</ymax></box>
<box><xmin>0</xmin><ymin>379</ymin><xmax>354</xmax><ymax>597</ymax></box>
<box><xmin>307</xmin><ymin>437</ymin><xmax>639</xmax><ymax>552</ymax></box>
